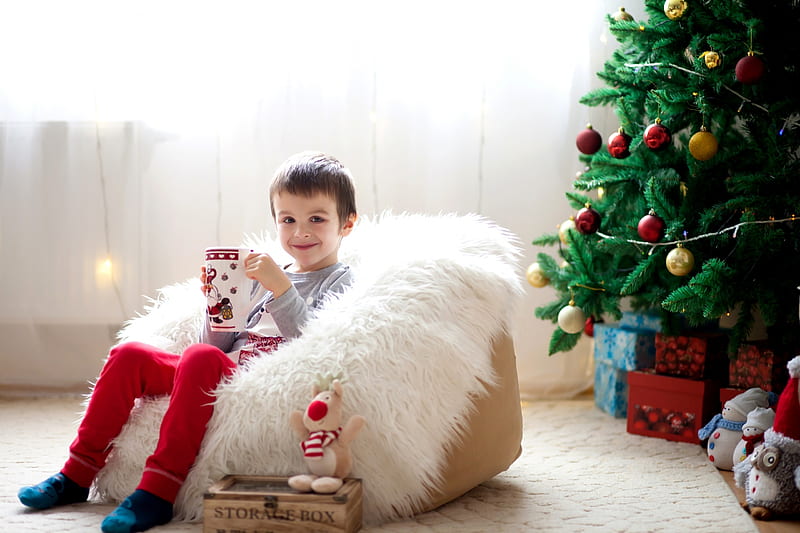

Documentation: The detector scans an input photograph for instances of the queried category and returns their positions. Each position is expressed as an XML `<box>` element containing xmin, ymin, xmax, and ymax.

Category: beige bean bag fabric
<box><xmin>91</xmin><ymin>212</ymin><xmax>524</xmax><ymax>525</ymax></box>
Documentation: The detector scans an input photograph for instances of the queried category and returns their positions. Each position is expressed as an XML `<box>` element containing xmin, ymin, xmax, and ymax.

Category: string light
<box><xmin>596</xmin><ymin>215</ymin><xmax>799</xmax><ymax>254</ymax></box>
<box><xmin>477</xmin><ymin>82</ymin><xmax>487</xmax><ymax>214</ymax></box>
<box><xmin>623</xmin><ymin>62</ymin><xmax>770</xmax><ymax>113</ymax></box>
<box><xmin>370</xmin><ymin>69</ymin><xmax>379</xmax><ymax>212</ymax></box>
<box><xmin>97</xmin><ymin>258</ymin><xmax>113</xmax><ymax>276</ymax></box>
<box><xmin>95</xmin><ymin>257</ymin><xmax>116</xmax><ymax>289</ymax></box>
<box><xmin>94</xmin><ymin>99</ymin><xmax>127</xmax><ymax>319</ymax></box>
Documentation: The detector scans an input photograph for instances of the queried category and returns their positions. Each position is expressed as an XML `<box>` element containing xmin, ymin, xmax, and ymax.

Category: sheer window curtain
<box><xmin>0</xmin><ymin>0</ymin><xmax>632</xmax><ymax>398</ymax></box>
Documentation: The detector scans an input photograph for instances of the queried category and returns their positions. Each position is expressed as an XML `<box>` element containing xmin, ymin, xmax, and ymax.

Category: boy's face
<box><xmin>272</xmin><ymin>191</ymin><xmax>355</xmax><ymax>273</ymax></box>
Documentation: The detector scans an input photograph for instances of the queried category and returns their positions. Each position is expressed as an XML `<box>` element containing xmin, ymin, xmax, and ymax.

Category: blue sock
<box><xmin>18</xmin><ymin>472</ymin><xmax>89</xmax><ymax>510</ymax></box>
<box><xmin>101</xmin><ymin>489</ymin><xmax>173</xmax><ymax>533</ymax></box>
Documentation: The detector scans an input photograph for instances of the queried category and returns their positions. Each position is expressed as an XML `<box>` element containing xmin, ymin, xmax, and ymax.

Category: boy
<box><xmin>18</xmin><ymin>151</ymin><xmax>358</xmax><ymax>533</ymax></box>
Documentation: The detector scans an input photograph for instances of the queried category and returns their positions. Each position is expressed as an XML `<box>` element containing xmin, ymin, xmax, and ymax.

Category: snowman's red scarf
<box><xmin>742</xmin><ymin>433</ymin><xmax>766</xmax><ymax>455</ymax></box>
<box><xmin>301</xmin><ymin>428</ymin><xmax>342</xmax><ymax>458</ymax></box>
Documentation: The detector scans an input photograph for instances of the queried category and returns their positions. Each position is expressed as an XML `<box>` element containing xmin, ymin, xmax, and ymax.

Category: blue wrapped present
<box><xmin>594</xmin><ymin>360</ymin><xmax>628</xmax><ymax>418</ymax></box>
<box><xmin>619</xmin><ymin>311</ymin><xmax>662</xmax><ymax>332</ymax></box>
<box><xmin>594</xmin><ymin>323</ymin><xmax>656</xmax><ymax>371</ymax></box>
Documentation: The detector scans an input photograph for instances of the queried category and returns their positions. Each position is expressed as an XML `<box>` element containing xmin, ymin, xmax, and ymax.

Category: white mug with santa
<box><xmin>203</xmin><ymin>247</ymin><xmax>252</xmax><ymax>332</ymax></box>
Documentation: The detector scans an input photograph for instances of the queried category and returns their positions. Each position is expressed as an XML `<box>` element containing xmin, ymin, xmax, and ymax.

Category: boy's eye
<box><xmin>310</xmin><ymin>216</ymin><xmax>325</xmax><ymax>223</ymax></box>
<box><xmin>281</xmin><ymin>217</ymin><xmax>295</xmax><ymax>224</ymax></box>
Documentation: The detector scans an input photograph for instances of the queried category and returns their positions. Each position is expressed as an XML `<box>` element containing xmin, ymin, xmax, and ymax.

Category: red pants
<box><xmin>61</xmin><ymin>341</ymin><xmax>236</xmax><ymax>503</ymax></box>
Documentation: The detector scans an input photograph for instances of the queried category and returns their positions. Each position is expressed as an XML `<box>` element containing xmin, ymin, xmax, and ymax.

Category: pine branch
<box><xmin>548</xmin><ymin>329</ymin><xmax>581</xmax><ymax>356</ymax></box>
<box><xmin>565</xmin><ymin>192</ymin><xmax>591</xmax><ymax>210</ymax></box>
<box><xmin>532</xmin><ymin>233</ymin><xmax>561</xmax><ymax>247</ymax></box>
<box><xmin>620</xmin><ymin>253</ymin><xmax>658</xmax><ymax>296</ymax></box>
<box><xmin>580</xmin><ymin>88</ymin><xmax>626</xmax><ymax>107</ymax></box>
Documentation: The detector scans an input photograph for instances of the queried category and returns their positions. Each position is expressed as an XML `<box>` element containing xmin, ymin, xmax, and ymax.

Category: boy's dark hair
<box><xmin>269</xmin><ymin>151</ymin><xmax>357</xmax><ymax>228</ymax></box>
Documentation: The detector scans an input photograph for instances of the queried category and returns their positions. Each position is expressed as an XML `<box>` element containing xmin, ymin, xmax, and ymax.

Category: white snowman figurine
<box><xmin>698</xmin><ymin>388</ymin><xmax>774</xmax><ymax>471</ymax></box>
<box><xmin>732</xmin><ymin>406</ymin><xmax>775</xmax><ymax>467</ymax></box>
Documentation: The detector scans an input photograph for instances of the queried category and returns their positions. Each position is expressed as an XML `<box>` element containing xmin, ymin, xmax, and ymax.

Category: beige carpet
<box><xmin>1</xmin><ymin>396</ymin><xmax>761</xmax><ymax>533</ymax></box>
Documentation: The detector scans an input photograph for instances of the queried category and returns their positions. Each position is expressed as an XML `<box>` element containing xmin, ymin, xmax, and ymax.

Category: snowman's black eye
<box><xmin>757</xmin><ymin>447</ymin><xmax>781</xmax><ymax>472</ymax></box>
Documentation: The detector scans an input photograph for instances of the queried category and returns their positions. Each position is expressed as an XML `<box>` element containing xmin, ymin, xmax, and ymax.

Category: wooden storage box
<box><xmin>203</xmin><ymin>475</ymin><xmax>362</xmax><ymax>533</ymax></box>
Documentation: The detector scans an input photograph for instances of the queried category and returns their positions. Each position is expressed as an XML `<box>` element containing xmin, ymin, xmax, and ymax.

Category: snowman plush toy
<box><xmin>734</xmin><ymin>356</ymin><xmax>800</xmax><ymax>520</ymax></box>
<box><xmin>698</xmin><ymin>387</ymin><xmax>775</xmax><ymax>471</ymax></box>
<box><xmin>732</xmin><ymin>406</ymin><xmax>775</xmax><ymax>468</ymax></box>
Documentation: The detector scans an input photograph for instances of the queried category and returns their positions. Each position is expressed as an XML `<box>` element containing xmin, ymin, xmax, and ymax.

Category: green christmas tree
<box><xmin>532</xmin><ymin>0</ymin><xmax>800</xmax><ymax>357</ymax></box>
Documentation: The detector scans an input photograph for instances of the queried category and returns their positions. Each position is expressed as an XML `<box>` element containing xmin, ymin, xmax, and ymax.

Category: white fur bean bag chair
<box><xmin>91</xmin><ymin>212</ymin><xmax>524</xmax><ymax>525</ymax></box>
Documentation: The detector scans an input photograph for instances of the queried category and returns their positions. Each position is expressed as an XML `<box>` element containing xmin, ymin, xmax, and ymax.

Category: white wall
<box><xmin>0</xmin><ymin>0</ymin><xmax>637</xmax><ymax>397</ymax></box>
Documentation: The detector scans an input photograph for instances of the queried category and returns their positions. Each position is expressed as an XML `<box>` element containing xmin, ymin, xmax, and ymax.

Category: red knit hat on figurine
<box><xmin>733</xmin><ymin>356</ymin><xmax>800</xmax><ymax>520</ymax></box>
<box><xmin>772</xmin><ymin>357</ymin><xmax>800</xmax><ymax>440</ymax></box>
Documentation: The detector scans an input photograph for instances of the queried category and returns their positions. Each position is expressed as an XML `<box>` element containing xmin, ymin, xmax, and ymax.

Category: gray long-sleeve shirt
<box><xmin>200</xmin><ymin>262</ymin><xmax>352</xmax><ymax>358</ymax></box>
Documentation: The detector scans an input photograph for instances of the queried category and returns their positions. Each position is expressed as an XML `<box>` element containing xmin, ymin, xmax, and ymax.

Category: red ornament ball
<box><xmin>637</xmin><ymin>211</ymin><xmax>666</xmax><ymax>242</ymax></box>
<box><xmin>735</xmin><ymin>53</ymin><xmax>765</xmax><ymax>84</ymax></box>
<box><xmin>584</xmin><ymin>316</ymin><xmax>601</xmax><ymax>337</ymax></box>
<box><xmin>607</xmin><ymin>129</ymin><xmax>632</xmax><ymax>158</ymax></box>
<box><xmin>643</xmin><ymin>120</ymin><xmax>671</xmax><ymax>150</ymax></box>
<box><xmin>576</xmin><ymin>125</ymin><xmax>602</xmax><ymax>155</ymax></box>
<box><xmin>575</xmin><ymin>205</ymin><xmax>601</xmax><ymax>234</ymax></box>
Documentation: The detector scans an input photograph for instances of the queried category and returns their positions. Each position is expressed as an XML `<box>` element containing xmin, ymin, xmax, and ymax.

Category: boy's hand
<box><xmin>245</xmin><ymin>252</ymin><xmax>292</xmax><ymax>298</ymax></box>
<box><xmin>200</xmin><ymin>266</ymin><xmax>210</xmax><ymax>295</ymax></box>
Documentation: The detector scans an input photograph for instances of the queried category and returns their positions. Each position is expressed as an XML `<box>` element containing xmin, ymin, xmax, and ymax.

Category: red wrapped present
<box><xmin>627</xmin><ymin>370</ymin><xmax>720</xmax><ymax>444</ymax></box>
<box><xmin>728</xmin><ymin>342</ymin><xmax>789</xmax><ymax>392</ymax></box>
<box><xmin>654</xmin><ymin>332</ymin><xmax>728</xmax><ymax>380</ymax></box>
<box><xmin>719</xmin><ymin>387</ymin><xmax>746</xmax><ymax>406</ymax></box>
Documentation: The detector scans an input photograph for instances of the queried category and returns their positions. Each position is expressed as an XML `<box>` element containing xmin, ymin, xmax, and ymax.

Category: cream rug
<box><xmin>1</xmin><ymin>396</ymin><xmax>759</xmax><ymax>533</ymax></box>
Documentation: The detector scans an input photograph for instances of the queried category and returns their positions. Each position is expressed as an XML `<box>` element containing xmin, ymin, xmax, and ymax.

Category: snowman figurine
<box><xmin>698</xmin><ymin>388</ymin><xmax>774</xmax><ymax>471</ymax></box>
<box><xmin>734</xmin><ymin>356</ymin><xmax>800</xmax><ymax>520</ymax></box>
<box><xmin>732</xmin><ymin>406</ymin><xmax>775</xmax><ymax>467</ymax></box>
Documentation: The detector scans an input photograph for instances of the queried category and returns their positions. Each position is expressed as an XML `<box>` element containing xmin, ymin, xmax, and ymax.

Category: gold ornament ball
<box><xmin>613</xmin><ymin>7</ymin><xmax>634</xmax><ymax>21</ymax></box>
<box><xmin>558</xmin><ymin>304</ymin><xmax>586</xmax><ymax>334</ymax></box>
<box><xmin>666</xmin><ymin>246</ymin><xmax>695</xmax><ymax>276</ymax></box>
<box><xmin>559</xmin><ymin>218</ymin><xmax>576</xmax><ymax>244</ymax></box>
<box><xmin>664</xmin><ymin>0</ymin><xmax>687</xmax><ymax>19</ymax></box>
<box><xmin>701</xmin><ymin>51</ymin><xmax>721</xmax><ymax>69</ymax></box>
<box><xmin>526</xmin><ymin>262</ymin><xmax>549</xmax><ymax>288</ymax></box>
<box><xmin>689</xmin><ymin>128</ymin><xmax>719</xmax><ymax>161</ymax></box>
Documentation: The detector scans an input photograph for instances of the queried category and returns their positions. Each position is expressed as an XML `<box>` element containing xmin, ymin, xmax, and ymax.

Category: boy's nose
<box><xmin>295</xmin><ymin>225</ymin><xmax>311</xmax><ymax>237</ymax></box>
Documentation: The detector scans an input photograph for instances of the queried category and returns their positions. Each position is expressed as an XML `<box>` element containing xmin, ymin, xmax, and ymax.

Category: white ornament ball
<box><xmin>558</xmin><ymin>304</ymin><xmax>586</xmax><ymax>334</ymax></box>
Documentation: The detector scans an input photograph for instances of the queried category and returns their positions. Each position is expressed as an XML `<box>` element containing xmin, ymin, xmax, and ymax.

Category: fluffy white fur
<box><xmin>90</xmin><ymin>212</ymin><xmax>523</xmax><ymax>525</ymax></box>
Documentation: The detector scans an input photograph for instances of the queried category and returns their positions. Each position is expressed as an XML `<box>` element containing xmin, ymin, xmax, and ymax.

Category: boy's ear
<box><xmin>340</xmin><ymin>214</ymin><xmax>357</xmax><ymax>236</ymax></box>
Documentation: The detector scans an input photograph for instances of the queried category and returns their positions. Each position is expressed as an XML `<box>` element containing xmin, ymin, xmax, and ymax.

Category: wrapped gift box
<box><xmin>594</xmin><ymin>323</ymin><xmax>656</xmax><ymax>371</ymax></box>
<box><xmin>719</xmin><ymin>387</ymin><xmax>746</xmax><ymax>406</ymax></box>
<box><xmin>654</xmin><ymin>332</ymin><xmax>728</xmax><ymax>380</ymax></box>
<box><xmin>619</xmin><ymin>311</ymin><xmax>662</xmax><ymax>332</ymax></box>
<box><xmin>594</xmin><ymin>359</ymin><xmax>628</xmax><ymax>418</ymax></box>
<box><xmin>729</xmin><ymin>342</ymin><xmax>789</xmax><ymax>392</ymax></box>
<box><xmin>627</xmin><ymin>370</ymin><xmax>720</xmax><ymax>444</ymax></box>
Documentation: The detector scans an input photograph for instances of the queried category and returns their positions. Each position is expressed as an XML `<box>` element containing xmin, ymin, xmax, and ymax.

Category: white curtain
<box><xmin>0</xmin><ymin>0</ymin><xmax>633</xmax><ymax>398</ymax></box>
